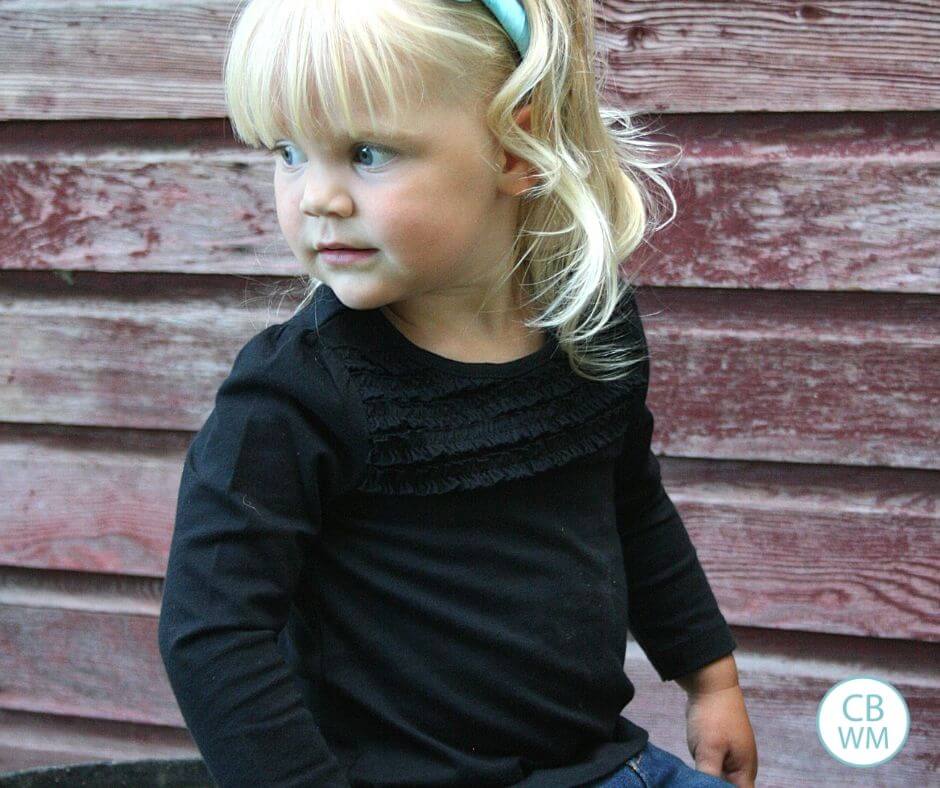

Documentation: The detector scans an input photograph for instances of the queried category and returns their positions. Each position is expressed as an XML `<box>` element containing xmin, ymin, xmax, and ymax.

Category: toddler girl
<box><xmin>158</xmin><ymin>1</ymin><xmax>758</xmax><ymax>786</ymax></box>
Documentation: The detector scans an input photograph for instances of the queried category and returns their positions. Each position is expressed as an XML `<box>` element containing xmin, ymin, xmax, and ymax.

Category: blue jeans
<box><xmin>589</xmin><ymin>741</ymin><xmax>734</xmax><ymax>787</ymax></box>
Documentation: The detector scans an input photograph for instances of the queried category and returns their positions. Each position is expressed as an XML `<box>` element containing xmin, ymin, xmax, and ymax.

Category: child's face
<box><xmin>273</xmin><ymin>92</ymin><xmax>535</xmax><ymax>318</ymax></box>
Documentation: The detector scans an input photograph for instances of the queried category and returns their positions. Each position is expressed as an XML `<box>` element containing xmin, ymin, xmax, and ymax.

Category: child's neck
<box><xmin>380</xmin><ymin>303</ymin><xmax>547</xmax><ymax>365</ymax></box>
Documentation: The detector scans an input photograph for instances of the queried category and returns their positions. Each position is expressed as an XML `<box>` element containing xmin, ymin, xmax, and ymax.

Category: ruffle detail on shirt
<box><xmin>324</xmin><ymin>330</ymin><xmax>647</xmax><ymax>496</ymax></box>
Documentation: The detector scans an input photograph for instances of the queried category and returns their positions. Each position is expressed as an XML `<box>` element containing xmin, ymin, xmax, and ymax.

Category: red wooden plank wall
<box><xmin>1</xmin><ymin>1</ymin><xmax>938</xmax><ymax>785</ymax></box>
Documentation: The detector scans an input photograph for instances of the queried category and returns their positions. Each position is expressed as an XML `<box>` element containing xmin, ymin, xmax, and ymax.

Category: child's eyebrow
<box><xmin>304</xmin><ymin>128</ymin><xmax>425</xmax><ymax>147</ymax></box>
<box><xmin>353</xmin><ymin>128</ymin><xmax>424</xmax><ymax>145</ymax></box>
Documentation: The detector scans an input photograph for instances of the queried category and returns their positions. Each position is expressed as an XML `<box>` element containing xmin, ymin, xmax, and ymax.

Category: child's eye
<box><xmin>272</xmin><ymin>141</ymin><xmax>397</xmax><ymax>170</ymax></box>
<box><xmin>351</xmin><ymin>142</ymin><xmax>397</xmax><ymax>169</ymax></box>
<box><xmin>273</xmin><ymin>142</ymin><xmax>304</xmax><ymax>168</ymax></box>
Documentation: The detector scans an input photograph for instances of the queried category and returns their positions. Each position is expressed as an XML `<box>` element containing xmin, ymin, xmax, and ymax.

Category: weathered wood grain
<box><xmin>641</xmin><ymin>287</ymin><xmax>940</xmax><ymax>469</ymax></box>
<box><xmin>0</xmin><ymin>600</ymin><xmax>936</xmax><ymax>785</ymax></box>
<box><xmin>0</xmin><ymin>708</ymin><xmax>198</xmax><ymax>774</ymax></box>
<box><xmin>666</xmin><ymin>457</ymin><xmax>940</xmax><ymax>643</ymax></box>
<box><xmin>0</xmin><ymin>1</ymin><xmax>236</xmax><ymax>121</ymax></box>
<box><xmin>0</xmin><ymin>425</ymin><xmax>188</xmax><ymax>578</ymax></box>
<box><xmin>2</xmin><ymin>113</ymin><xmax>937</xmax><ymax>293</ymax></box>
<box><xmin>1</xmin><ymin>423</ymin><xmax>936</xmax><ymax>642</ymax></box>
<box><xmin>647</xmin><ymin>113</ymin><xmax>940</xmax><ymax>294</ymax></box>
<box><xmin>0</xmin><ymin>272</ymin><xmax>288</xmax><ymax>429</ymax></box>
<box><xmin>0</xmin><ymin>2</ymin><xmax>937</xmax><ymax>118</ymax></box>
<box><xmin>1</xmin><ymin>274</ymin><xmax>936</xmax><ymax>466</ymax></box>
<box><xmin>598</xmin><ymin>1</ymin><xmax>940</xmax><ymax>113</ymax></box>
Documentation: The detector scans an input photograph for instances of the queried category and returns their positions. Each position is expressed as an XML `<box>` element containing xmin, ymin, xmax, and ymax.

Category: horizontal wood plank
<box><xmin>1</xmin><ymin>2</ymin><xmax>938</xmax><ymax>118</ymax></box>
<box><xmin>0</xmin><ymin>598</ymin><xmax>936</xmax><ymax>785</ymax></box>
<box><xmin>647</xmin><ymin>113</ymin><xmax>940</xmax><ymax>294</ymax></box>
<box><xmin>0</xmin><ymin>426</ymin><xmax>187</xmax><ymax>578</ymax></box>
<box><xmin>0</xmin><ymin>425</ymin><xmax>936</xmax><ymax>642</ymax></box>
<box><xmin>1</xmin><ymin>274</ymin><xmax>936</xmax><ymax>467</ymax></box>
<box><xmin>599</xmin><ymin>1</ymin><xmax>940</xmax><ymax>113</ymax></box>
<box><xmin>666</xmin><ymin>457</ymin><xmax>940</xmax><ymax>642</ymax></box>
<box><xmin>0</xmin><ymin>708</ymin><xmax>197</xmax><ymax>774</ymax></box>
<box><xmin>1</xmin><ymin>113</ymin><xmax>937</xmax><ymax>293</ymax></box>
<box><xmin>0</xmin><ymin>0</ymin><xmax>236</xmax><ymax>121</ymax></box>
<box><xmin>641</xmin><ymin>287</ymin><xmax>940</xmax><ymax>469</ymax></box>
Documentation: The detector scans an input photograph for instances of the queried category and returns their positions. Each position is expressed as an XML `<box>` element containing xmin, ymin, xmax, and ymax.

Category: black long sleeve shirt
<box><xmin>157</xmin><ymin>283</ymin><xmax>737</xmax><ymax>787</ymax></box>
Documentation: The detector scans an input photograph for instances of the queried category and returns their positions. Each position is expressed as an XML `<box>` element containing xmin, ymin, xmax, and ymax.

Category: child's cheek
<box><xmin>377</xmin><ymin>183</ymin><xmax>472</xmax><ymax>269</ymax></box>
<box><xmin>274</xmin><ymin>183</ymin><xmax>306</xmax><ymax>262</ymax></box>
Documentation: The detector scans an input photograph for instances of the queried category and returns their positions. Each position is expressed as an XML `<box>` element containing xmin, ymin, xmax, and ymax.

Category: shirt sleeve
<box><xmin>157</xmin><ymin>324</ymin><xmax>359</xmax><ymax>787</ymax></box>
<box><xmin>613</xmin><ymin>297</ymin><xmax>737</xmax><ymax>683</ymax></box>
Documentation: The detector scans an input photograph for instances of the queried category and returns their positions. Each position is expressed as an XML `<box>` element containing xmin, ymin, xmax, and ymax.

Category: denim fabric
<box><xmin>588</xmin><ymin>741</ymin><xmax>735</xmax><ymax>787</ymax></box>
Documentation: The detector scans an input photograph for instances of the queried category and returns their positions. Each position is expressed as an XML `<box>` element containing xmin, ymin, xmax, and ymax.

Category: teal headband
<box><xmin>450</xmin><ymin>0</ymin><xmax>530</xmax><ymax>59</ymax></box>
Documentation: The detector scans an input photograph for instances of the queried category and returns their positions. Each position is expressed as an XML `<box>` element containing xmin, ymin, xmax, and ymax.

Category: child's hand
<box><xmin>684</xmin><ymin>684</ymin><xmax>758</xmax><ymax>787</ymax></box>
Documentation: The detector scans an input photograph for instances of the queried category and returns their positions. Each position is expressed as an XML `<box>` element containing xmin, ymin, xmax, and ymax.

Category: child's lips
<box><xmin>319</xmin><ymin>248</ymin><xmax>377</xmax><ymax>265</ymax></box>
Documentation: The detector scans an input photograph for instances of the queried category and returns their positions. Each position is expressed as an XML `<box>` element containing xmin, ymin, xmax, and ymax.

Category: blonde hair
<box><xmin>223</xmin><ymin>0</ymin><xmax>679</xmax><ymax>382</ymax></box>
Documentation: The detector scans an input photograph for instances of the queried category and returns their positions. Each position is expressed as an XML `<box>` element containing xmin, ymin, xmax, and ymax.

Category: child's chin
<box><xmin>320</xmin><ymin>276</ymin><xmax>392</xmax><ymax>313</ymax></box>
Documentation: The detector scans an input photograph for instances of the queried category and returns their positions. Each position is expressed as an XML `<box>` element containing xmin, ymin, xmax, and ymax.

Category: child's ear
<box><xmin>498</xmin><ymin>104</ymin><xmax>538</xmax><ymax>199</ymax></box>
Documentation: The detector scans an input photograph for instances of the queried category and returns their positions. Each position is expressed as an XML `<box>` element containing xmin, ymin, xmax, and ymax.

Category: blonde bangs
<box><xmin>223</xmin><ymin>0</ymin><xmax>497</xmax><ymax>149</ymax></box>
